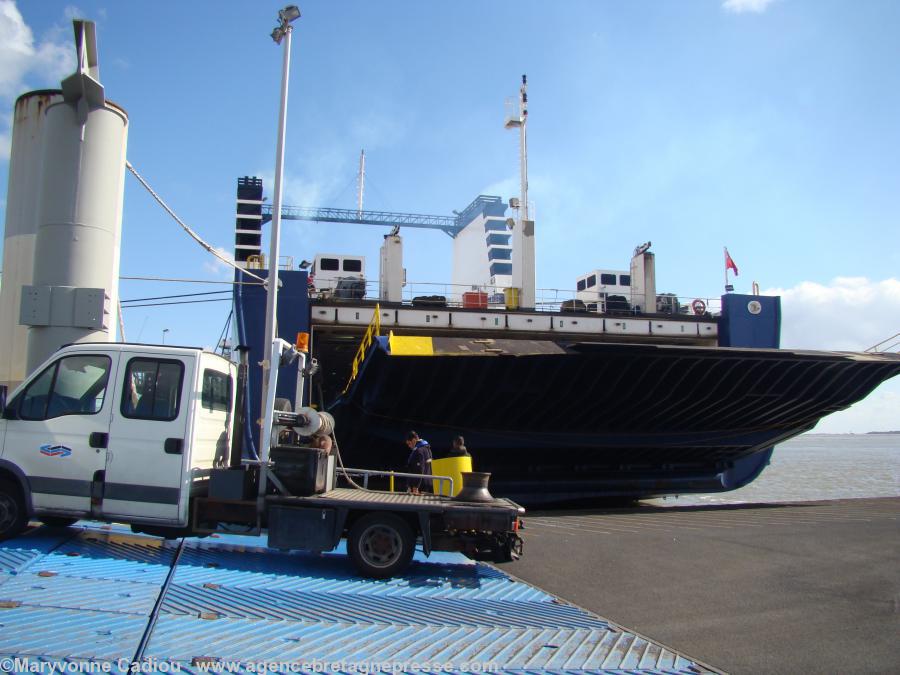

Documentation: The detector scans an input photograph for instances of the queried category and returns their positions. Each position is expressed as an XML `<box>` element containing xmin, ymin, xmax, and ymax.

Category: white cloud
<box><xmin>0</xmin><ymin>111</ymin><xmax>11</xmax><ymax>160</ymax></box>
<box><xmin>0</xmin><ymin>1</ymin><xmax>76</xmax><ymax>157</ymax></box>
<box><xmin>766</xmin><ymin>276</ymin><xmax>900</xmax><ymax>351</ymax></box>
<box><xmin>722</xmin><ymin>0</ymin><xmax>778</xmax><ymax>14</ymax></box>
<box><xmin>203</xmin><ymin>246</ymin><xmax>236</xmax><ymax>279</ymax></box>
<box><xmin>0</xmin><ymin>1</ymin><xmax>74</xmax><ymax>98</ymax></box>
<box><xmin>349</xmin><ymin>112</ymin><xmax>407</xmax><ymax>151</ymax></box>
<box><xmin>765</xmin><ymin>277</ymin><xmax>900</xmax><ymax>433</ymax></box>
<box><xmin>480</xmin><ymin>176</ymin><xmax>517</xmax><ymax>202</ymax></box>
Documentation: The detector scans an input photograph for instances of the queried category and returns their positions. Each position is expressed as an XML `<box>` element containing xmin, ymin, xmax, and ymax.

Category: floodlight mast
<box><xmin>504</xmin><ymin>74</ymin><xmax>534</xmax><ymax>308</ymax></box>
<box><xmin>519</xmin><ymin>74</ymin><xmax>529</xmax><ymax>221</ymax></box>
<box><xmin>260</xmin><ymin>5</ymin><xmax>301</xmax><ymax>478</ymax></box>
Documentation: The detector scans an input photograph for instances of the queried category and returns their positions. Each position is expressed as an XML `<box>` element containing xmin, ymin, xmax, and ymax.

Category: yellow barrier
<box><xmin>432</xmin><ymin>456</ymin><xmax>473</xmax><ymax>496</ymax></box>
<box><xmin>504</xmin><ymin>287</ymin><xmax>520</xmax><ymax>310</ymax></box>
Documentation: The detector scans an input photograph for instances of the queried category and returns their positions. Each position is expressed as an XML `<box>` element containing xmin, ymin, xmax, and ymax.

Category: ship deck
<box><xmin>0</xmin><ymin>521</ymin><xmax>714</xmax><ymax>673</ymax></box>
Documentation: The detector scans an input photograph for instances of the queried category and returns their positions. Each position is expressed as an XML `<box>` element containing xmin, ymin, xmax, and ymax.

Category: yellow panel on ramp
<box><xmin>389</xmin><ymin>333</ymin><xmax>434</xmax><ymax>356</ymax></box>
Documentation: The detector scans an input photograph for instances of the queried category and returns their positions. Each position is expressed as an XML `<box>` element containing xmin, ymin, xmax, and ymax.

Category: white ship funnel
<box><xmin>0</xmin><ymin>91</ymin><xmax>63</xmax><ymax>390</ymax></box>
<box><xmin>629</xmin><ymin>242</ymin><xmax>656</xmax><ymax>314</ymax></box>
<box><xmin>20</xmin><ymin>20</ymin><xmax>129</xmax><ymax>374</ymax></box>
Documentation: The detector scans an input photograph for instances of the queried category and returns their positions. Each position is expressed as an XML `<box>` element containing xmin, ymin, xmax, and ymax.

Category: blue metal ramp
<box><xmin>0</xmin><ymin>523</ymin><xmax>715</xmax><ymax>673</ymax></box>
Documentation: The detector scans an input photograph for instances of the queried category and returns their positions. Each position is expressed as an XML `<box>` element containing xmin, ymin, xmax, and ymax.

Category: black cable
<box><xmin>333</xmin><ymin>172</ymin><xmax>362</xmax><ymax>207</ymax></box>
<box><xmin>120</xmin><ymin>290</ymin><xmax>232</xmax><ymax>303</ymax></box>
<box><xmin>364</xmin><ymin>177</ymin><xmax>393</xmax><ymax>211</ymax></box>
<box><xmin>215</xmin><ymin>308</ymin><xmax>234</xmax><ymax>355</ymax></box>
<box><xmin>120</xmin><ymin>298</ymin><xmax>233</xmax><ymax>309</ymax></box>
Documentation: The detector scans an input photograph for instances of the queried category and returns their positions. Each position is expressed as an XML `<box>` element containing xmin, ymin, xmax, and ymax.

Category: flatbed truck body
<box><xmin>0</xmin><ymin>341</ymin><xmax>523</xmax><ymax>577</ymax></box>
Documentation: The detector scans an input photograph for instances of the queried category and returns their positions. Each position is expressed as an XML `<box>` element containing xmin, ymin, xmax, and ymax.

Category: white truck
<box><xmin>0</xmin><ymin>341</ymin><xmax>524</xmax><ymax>578</ymax></box>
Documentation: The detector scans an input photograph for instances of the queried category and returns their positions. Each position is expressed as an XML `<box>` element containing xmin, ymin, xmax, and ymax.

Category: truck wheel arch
<box><xmin>0</xmin><ymin>460</ymin><xmax>34</xmax><ymax>516</ymax></box>
<box><xmin>344</xmin><ymin>509</ymin><xmax>420</xmax><ymax>536</ymax></box>
<box><xmin>347</xmin><ymin>512</ymin><xmax>416</xmax><ymax>578</ymax></box>
<box><xmin>342</xmin><ymin>509</ymin><xmax>430</xmax><ymax>555</ymax></box>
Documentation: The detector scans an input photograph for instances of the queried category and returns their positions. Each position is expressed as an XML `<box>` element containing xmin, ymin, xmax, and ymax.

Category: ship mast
<box><xmin>519</xmin><ymin>75</ymin><xmax>529</xmax><ymax>221</ymax></box>
<box><xmin>357</xmin><ymin>149</ymin><xmax>366</xmax><ymax>216</ymax></box>
<box><xmin>504</xmin><ymin>74</ymin><xmax>535</xmax><ymax>309</ymax></box>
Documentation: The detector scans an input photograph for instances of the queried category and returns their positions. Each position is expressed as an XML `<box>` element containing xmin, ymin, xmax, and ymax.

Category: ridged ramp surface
<box><xmin>1</xmin><ymin>522</ymin><xmax>715</xmax><ymax>673</ymax></box>
<box><xmin>0</xmin><ymin>524</ymin><xmax>176</xmax><ymax>662</ymax></box>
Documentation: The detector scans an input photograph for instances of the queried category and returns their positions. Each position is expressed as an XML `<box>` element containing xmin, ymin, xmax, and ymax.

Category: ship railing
<box><xmin>342</xmin><ymin>302</ymin><xmax>381</xmax><ymax>394</ymax></box>
<box><xmin>865</xmin><ymin>333</ymin><xmax>900</xmax><ymax>353</ymax></box>
<box><xmin>315</xmin><ymin>278</ymin><xmax>722</xmax><ymax>317</ymax></box>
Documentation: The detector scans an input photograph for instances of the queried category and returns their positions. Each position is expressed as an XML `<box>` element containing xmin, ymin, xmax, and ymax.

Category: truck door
<box><xmin>103</xmin><ymin>353</ymin><xmax>192</xmax><ymax>524</ymax></box>
<box><xmin>3</xmin><ymin>353</ymin><xmax>116</xmax><ymax>515</ymax></box>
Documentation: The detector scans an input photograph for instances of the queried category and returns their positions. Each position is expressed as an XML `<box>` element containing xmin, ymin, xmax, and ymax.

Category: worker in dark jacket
<box><xmin>403</xmin><ymin>430</ymin><xmax>433</xmax><ymax>494</ymax></box>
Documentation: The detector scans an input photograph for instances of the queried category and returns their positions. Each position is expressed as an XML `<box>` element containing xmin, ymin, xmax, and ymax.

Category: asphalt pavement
<box><xmin>507</xmin><ymin>497</ymin><xmax>900</xmax><ymax>675</ymax></box>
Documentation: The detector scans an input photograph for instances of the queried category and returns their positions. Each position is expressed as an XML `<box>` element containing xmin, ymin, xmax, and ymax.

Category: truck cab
<box><xmin>0</xmin><ymin>343</ymin><xmax>235</xmax><ymax>531</ymax></box>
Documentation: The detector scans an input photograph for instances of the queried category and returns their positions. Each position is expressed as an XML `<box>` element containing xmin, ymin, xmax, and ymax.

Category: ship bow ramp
<box><xmin>330</xmin><ymin>336</ymin><xmax>900</xmax><ymax>503</ymax></box>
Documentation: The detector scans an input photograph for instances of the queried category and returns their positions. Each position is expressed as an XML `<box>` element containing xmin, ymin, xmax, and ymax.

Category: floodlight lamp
<box><xmin>279</xmin><ymin>5</ymin><xmax>301</xmax><ymax>23</ymax></box>
<box><xmin>271</xmin><ymin>27</ymin><xmax>285</xmax><ymax>44</ymax></box>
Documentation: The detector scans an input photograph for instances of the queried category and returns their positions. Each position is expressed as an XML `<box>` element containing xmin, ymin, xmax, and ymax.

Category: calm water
<box><xmin>648</xmin><ymin>433</ymin><xmax>900</xmax><ymax>506</ymax></box>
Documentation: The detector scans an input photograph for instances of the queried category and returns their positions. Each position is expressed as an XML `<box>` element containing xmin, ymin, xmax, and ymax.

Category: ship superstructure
<box><xmin>229</xmin><ymin>177</ymin><xmax>900</xmax><ymax>504</ymax></box>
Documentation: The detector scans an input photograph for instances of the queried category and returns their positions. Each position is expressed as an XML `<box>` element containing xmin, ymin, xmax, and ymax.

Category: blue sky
<box><xmin>1</xmin><ymin>0</ymin><xmax>898</xmax><ymax>432</ymax></box>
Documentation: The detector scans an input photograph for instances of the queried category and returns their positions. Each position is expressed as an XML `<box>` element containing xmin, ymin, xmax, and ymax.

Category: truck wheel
<box><xmin>348</xmin><ymin>513</ymin><xmax>415</xmax><ymax>579</ymax></box>
<box><xmin>0</xmin><ymin>479</ymin><xmax>28</xmax><ymax>541</ymax></box>
<box><xmin>41</xmin><ymin>516</ymin><xmax>79</xmax><ymax>528</ymax></box>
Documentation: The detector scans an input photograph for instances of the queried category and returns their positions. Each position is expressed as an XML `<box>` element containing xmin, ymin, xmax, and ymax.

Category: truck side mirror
<box><xmin>1</xmin><ymin>386</ymin><xmax>20</xmax><ymax>420</ymax></box>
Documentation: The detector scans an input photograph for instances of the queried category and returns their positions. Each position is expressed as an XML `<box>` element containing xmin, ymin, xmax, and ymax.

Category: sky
<box><xmin>1</xmin><ymin>0</ymin><xmax>898</xmax><ymax>433</ymax></box>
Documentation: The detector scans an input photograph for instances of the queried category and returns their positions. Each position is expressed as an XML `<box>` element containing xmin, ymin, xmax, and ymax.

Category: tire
<box><xmin>41</xmin><ymin>516</ymin><xmax>79</xmax><ymax>528</ymax></box>
<box><xmin>0</xmin><ymin>479</ymin><xmax>29</xmax><ymax>542</ymax></box>
<box><xmin>347</xmin><ymin>512</ymin><xmax>415</xmax><ymax>579</ymax></box>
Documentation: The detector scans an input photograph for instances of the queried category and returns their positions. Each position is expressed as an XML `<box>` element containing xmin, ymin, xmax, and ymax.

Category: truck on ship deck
<box><xmin>0</xmin><ymin>340</ymin><xmax>524</xmax><ymax>578</ymax></box>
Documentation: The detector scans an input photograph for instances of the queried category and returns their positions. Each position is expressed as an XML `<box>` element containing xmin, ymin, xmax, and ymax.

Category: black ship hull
<box><xmin>329</xmin><ymin>338</ymin><xmax>900</xmax><ymax>504</ymax></box>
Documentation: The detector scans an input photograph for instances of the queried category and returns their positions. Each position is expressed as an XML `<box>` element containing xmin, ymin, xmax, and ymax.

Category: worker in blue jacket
<box><xmin>403</xmin><ymin>430</ymin><xmax>433</xmax><ymax>494</ymax></box>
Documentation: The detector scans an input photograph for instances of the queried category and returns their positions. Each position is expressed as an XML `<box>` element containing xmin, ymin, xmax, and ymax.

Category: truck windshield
<box><xmin>20</xmin><ymin>355</ymin><xmax>111</xmax><ymax>420</ymax></box>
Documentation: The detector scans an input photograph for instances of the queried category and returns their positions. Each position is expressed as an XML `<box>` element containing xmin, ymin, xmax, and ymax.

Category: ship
<box><xmin>229</xmin><ymin>179</ymin><xmax>900</xmax><ymax>505</ymax></box>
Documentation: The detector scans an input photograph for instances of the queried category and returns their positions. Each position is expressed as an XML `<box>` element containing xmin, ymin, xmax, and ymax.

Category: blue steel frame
<box><xmin>260</xmin><ymin>195</ymin><xmax>509</xmax><ymax>239</ymax></box>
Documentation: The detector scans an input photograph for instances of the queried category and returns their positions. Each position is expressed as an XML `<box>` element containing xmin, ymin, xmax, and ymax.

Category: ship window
<box><xmin>486</xmin><ymin>233</ymin><xmax>510</xmax><ymax>246</ymax></box>
<box><xmin>342</xmin><ymin>259</ymin><xmax>362</xmax><ymax>273</ymax></box>
<box><xmin>320</xmin><ymin>258</ymin><xmax>339</xmax><ymax>271</ymax></box>
<box><xmin>587</xmin><ymin>274</ymin><xmax>596</xmax><ymax>288</ymax></box>
<box><xmin>577</xmin><ymin>279</ymin><xmax>586</xmax><ymax>291</ymax></box>
<box><xmin>489</xmin><ymin>262</ymin><xmax>513</xmax><ymax>276</ymax></box>
<box><xmin>620</xmin><ymin>274</ymin><xmax>631</xmax><ymax>286</ymax></box>
<box><xmin>600</xmin><ymin>273</ymin><xmax>617</xmax><ymax>285</ymax></box>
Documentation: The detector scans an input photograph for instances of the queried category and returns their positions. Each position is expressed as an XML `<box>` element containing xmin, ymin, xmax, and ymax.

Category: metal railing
<box><xmin>342</xmin><ymin>302</ymin><xmax>381</xmax><ymax>393</ymax></box>
<box><xmin>312</xmin><ymin>278</ymin><xmax>723</xmax><ymax>317</ymax></box>
<box><xmin>865</xmin><ymin>333</ymin><xmax>900</xmax><ymax>353</ymax></box>
<box><xmin>339</xmin><ymin>467</ymin><xmax>454</xmax><ymax>495</ymax></box>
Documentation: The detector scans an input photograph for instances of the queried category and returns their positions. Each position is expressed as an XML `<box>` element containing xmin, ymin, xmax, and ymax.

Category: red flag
<box><xmin>724</xmin><ymin>248</ymin><xmax>739</xmax><ymax>276</ymax></box>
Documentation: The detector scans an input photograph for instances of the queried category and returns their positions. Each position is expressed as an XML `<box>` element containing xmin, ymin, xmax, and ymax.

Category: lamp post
<box><xmin>162</xmin><ymin>328</ymin><xmax>169</xmax><ymax>345</ymax></box>
<box><xmin>260</xmin><ymin>5</ymin><xmax>301</xmax><ymax>457</ymax></box>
